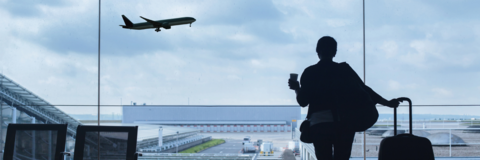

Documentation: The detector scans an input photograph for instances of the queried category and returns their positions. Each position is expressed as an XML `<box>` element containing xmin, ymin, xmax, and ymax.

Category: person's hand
<box><xmin>385</xmin><ymin>99</ymin><xmax>400</xmax><ymax>108</ymax></box>
<box><xmin>288</xmin><ymin>79</ymin><xmax>300</xmax><ymax>90</ymax></box>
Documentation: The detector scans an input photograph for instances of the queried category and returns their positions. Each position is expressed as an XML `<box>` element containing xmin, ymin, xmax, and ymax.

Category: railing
<box><xmin>299</xmin><ymin>128</ymin><xmax>480</xmax><ymax>160</ymax></box>
<box><xmin>138</xmin><ymin>153</ymin><xmax>254</xmax><ymax>160</ymax></box>
<box><xmin>137</xmin><ymin>131</ymin><xmax>200</xmax><ymax>150</ymax></box>
<box><xmin>140</xmin><ymin>135</ymin><xmax>211</xmax><ymax>152</ymax></box>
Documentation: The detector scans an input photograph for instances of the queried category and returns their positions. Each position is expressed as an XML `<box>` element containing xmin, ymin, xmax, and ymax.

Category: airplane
<box><xmin>120</xmin><ymin>15</ymin><xmax>196</xmax><ymax>32</ymax></box>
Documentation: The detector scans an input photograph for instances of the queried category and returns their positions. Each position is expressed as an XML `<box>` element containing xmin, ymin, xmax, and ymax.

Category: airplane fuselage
<box><xmin>122</xmin><ymin>17</ymin><xmax>196</xmax><ymax>30</ymax></box>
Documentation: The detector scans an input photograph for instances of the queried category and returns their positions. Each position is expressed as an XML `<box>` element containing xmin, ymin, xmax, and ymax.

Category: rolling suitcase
<box><xmin>378</xmin><ymin>97</ymin><xmax>435</xmax><ymax>160</ymax></box>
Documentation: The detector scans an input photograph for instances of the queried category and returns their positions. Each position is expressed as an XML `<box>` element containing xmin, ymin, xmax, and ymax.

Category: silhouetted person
<box><xmin>288</xmin><ymin>36</ymin><xmax>399</xmax><ymax>160</ymax></box>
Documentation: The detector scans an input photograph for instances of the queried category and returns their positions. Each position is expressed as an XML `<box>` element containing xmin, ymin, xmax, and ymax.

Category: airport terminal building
<box><xmin>123</xmin><ymin>105</ymin><xmax>301</xmax><ymax>132</ymax></box>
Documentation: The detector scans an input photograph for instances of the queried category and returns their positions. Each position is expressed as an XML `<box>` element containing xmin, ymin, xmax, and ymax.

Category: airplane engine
<box><xmin>162</xmin><ymin>22</ymin><xmax>171</xmax><ymax>29</ymax></box>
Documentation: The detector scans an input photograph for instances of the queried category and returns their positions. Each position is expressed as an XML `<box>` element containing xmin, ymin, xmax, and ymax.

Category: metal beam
<box><xmin>0</xmin><ymin>90</ymin><xmax>3</xmax><ymax>153</ymax></box>
<box><xmin>32</xmin><ymin>117</ymin><xmax>36</xmax><ymax>160</ymax></box>
<box><xmin>3</xmin><ymin>88</ymin><xmax>27</xmax><ymax>92</ymax></box>
<box><xmin>16</xmin><ymin>93</ymin><xmax>37</xmax><ymax>96</ymax></box>
<box><xmin>48</xmin><ymin>130</ymin><xmax>52</xmax><ymax>160</ymax></box>
<box><xmin>0</xmin><ymin>74</ymin><xmax>82</xmax><ymax>137</ymax></box>
<box><xmin>12</xmin><ymin>107</ymin><xmax>16</xmax><ymax>123</ymax></box>
<box><xmin>0</xmin><ymin>84</ymin><xmax>19</xmax><ymax>88</ymax></box>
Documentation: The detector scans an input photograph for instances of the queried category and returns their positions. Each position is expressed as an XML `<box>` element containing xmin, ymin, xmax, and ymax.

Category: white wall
<box><xmin>174</xmin><ymin>124</ymin><xmax>292</xmax><ymax>132</ymax></box>
<box><xmin>123</xmin><ymin>105</ymin><xmax>301</xmax><ymax>128</ymax></box>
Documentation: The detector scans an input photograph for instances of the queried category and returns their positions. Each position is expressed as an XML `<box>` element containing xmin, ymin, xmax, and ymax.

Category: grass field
<box><xmin>180</xmin><ymin>139</ymin><xmax>226</xmax><ymax>153</ymax></box>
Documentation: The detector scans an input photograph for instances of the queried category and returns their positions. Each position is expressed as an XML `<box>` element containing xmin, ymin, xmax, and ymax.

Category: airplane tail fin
<box><xmin>122</xmin><ymin>15</ymin><xmax>133</xmax><ymax>28</ymax></box>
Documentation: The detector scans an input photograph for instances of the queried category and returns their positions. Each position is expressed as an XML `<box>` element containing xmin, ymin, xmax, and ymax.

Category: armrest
<box><xmin>61</xmin><ymin>152</ymin><xmax>71</xmax><ymax>156</ymax></box>
<box><xmin>134</xmin><ymin>152</ymin><xmax>142</xmax><ymax>160</ymax></box>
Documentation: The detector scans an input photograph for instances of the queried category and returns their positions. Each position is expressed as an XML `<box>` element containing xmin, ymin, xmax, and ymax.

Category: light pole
<box><xmin>291</xmin><ymin>124</ymin><xmax>294</xmax><ymax>139</ymax></box>
<box><xmin>176</xmin><ymin>131</ymin><xmax>179</xmax><ymax>153</ymax></box>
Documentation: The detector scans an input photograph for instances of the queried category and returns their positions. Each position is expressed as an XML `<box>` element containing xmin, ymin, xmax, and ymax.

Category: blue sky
<box><xmin>0</xmin><ymin>0</ymin><xmax>479</xmax><ymax>115</ymax></box>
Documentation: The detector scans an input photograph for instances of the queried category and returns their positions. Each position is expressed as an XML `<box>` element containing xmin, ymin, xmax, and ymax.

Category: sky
<box><xmin>0</xmin><ymin>0</ymin><xmax>479</xmax><ymax>115</ymax></box>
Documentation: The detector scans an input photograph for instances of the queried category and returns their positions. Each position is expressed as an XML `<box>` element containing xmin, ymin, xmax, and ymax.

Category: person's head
<box><xmin>316</xmin><ymin>36</ymin><xmax>337</xmax><ymax>60</ymax></box>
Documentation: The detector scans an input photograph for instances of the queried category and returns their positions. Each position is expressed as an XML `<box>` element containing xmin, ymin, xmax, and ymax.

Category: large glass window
<box><xmin>2</xmin><ymin>0</ymin><xmax>479</xmax><ymax>159</ymax></box>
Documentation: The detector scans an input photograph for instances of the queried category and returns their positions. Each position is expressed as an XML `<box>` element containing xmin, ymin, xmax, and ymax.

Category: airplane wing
<box><xmin>140</xmin><ymin>16</ymin><xmax>161</xmax><ymax>26</ymax></box>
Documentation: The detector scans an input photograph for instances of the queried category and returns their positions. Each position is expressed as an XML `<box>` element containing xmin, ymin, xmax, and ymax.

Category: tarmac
<box><xmin>200</xmin><ymin>122</ymin><xmax>480</xmax><ymax>159</ymax></box>
<box><xmin>200</xmin><ymin>132</ymin><xmax>300</xmax><ymax>159</ymax></box>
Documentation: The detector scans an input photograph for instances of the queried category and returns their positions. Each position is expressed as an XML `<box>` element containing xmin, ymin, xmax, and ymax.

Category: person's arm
<box><xmin>363</xmin><ymin>85</ymin><xmax>389</xmax><ymax>105</ymax></box>
<box><xmin>296</xmin><ymin>88</ymin><xmax>309</xmax><ymax>107</ymax></box>
<box><xmin>366</xmin><ymin>86</ymin><xmax>399</xmax><ymax>107</ymax></box>
<box><xmin>296</xmin><ymin>68</ymin><xmax>312</xmax><ymax>107</ymax></box>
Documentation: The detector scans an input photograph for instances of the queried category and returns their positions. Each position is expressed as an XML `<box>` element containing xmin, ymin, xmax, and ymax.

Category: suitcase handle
<box><xmin>393</xmin><ymin>97</ymin><xmax>412</xmax><ymax>136</ymax></box>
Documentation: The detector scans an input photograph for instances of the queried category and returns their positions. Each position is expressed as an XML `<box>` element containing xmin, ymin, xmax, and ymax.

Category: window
<box><xmin>1</xmin><ymin>0</ymin><xmax>479</xmax><ymax>159</ymax></box>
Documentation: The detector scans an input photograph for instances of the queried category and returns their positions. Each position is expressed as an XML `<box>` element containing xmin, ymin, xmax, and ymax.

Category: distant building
<box><xmin>122</xmin><ymin>105</ymin><xmax>301</xmax><ymax>132</ymax></box>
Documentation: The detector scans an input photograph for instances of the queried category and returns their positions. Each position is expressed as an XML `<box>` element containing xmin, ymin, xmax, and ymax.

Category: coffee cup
<box><xmin>290</xmin><ymin>73</ymin><xmax>298</xmax><ymax>81</ymax></box>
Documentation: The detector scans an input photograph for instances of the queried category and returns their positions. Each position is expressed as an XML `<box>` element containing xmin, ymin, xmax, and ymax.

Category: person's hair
<box><xmin>316</xmin><ymin>36</ymin><xmax>337</xmax><ymax>59</ymax></box>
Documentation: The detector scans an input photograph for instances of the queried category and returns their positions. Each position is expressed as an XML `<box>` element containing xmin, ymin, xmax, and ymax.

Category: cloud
<box><xmin>388</xmin><ymin>80</ymin><xmax>401</xmax><ymax>90</ymax></box>
<box><xmin>229</xmin><ymin>33</ymin><xmax>258</xmax><ymax>43</ymax></box>
<box><xmin>0</xmin><ymin>0</ymin><xmax>68</xmax><ymax>17</ymax></box>
<box><xmin>379</xmin><ymin>40</ymin><xmax>398</xmax><ymax>58</ymax></box>
<box><xmin>431</xmin><ymin>88</ymin><xmax>453</xmax><ymax>97</ymax></box>
<box><xmin>196</xmin><ymin>0</ymin><xmax>283</xmax><ymax>25</ymax></box>
<box><xmin>401</xmin><ymin>36</ymin><xmax>480</xmax><ymax>70</ymax></box>
<box><xmin>387</xmin><ymin>80</ymin><xmax>417</xmax><ymax>91</ymax></box>
<box><xmin>0</xmin><ymin>1</ymin><xmax>99</xmax><ymax>55</ymax></box>
<box><xmin>0</xmin><ymin>37</ymin><xmax>98</xmax><ymax>105</ymax></box>
<box><xmin>400</xmin><ymin>39</ymin><xmax>435</xmax><ymax>68</ymax></box>
<box><xmin>101</xmin><ymin>0</ymin><xmax>291</xmax><ymax>56</ymax></box>
<box><xmin>1</xmin><ymin>0</ymin><xmax>291</xmax><ymax>57</ymax></box>
<box><xmin>326</xmin><ymin>19</ymin><xmax>353</xmax><ymax>27</ymax></box>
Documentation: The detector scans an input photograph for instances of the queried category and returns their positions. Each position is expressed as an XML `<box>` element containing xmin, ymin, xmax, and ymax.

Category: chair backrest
<box><xmin>3</xmin><ymin>124</ymin><xmax>68</xmax><ymax>160</ymax></box>
<box><xmin>73</xmin><ymin>125</ymin><xmax>138</xmax><ymax>160</ymax></box>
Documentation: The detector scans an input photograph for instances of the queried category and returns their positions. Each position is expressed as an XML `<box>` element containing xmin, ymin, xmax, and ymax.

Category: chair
<box><xmin>72</xmin><ymin>125</ymin><xmax>139</xmax><ymax>160</ymax></box>
<box><xmin>3</xmin><ymin>124</ymin><xmax>68</xmax><ymax>160</ymax></box>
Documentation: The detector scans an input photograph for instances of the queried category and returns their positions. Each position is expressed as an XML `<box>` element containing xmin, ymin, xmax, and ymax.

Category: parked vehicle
<box><xmin>243</xmin><ymin>142</ymin><xmax>256</xmax><ymax>153</ymax></box>
<box><xmin>243</xmin><ymin>136</ymin><xmax>251</xmax><ymax>145</ymax></box>
<box><xmin>260</xmin><ymin>142</ymin><xmax>274</xmax><ymax>156</ymax></box>
<box><xmin>288</xmin><ymin>140</ymin><xmax>300</xmax><ymax>156</ymax></box>
<box><xmin>294</xmin><ymin>151</ymin><xmax>300</xmax><ymax>156</ymax></box>
<box><xmin>257</xmin><ymin>139</ymin><xmax>263</xmax><ymax>146</ymax></box>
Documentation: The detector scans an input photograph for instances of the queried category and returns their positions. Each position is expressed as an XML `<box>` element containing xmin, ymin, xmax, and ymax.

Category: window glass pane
<box><xmin>366</xmin><ymin>0</ymin><xmax>480</xmax><ymax>158</ymax></box>
<box><xmin>81</xmin><ymin>131</ymin><xmax>129</xmax><ymax>160</ymax></box>
<box><xmin>13</xmin><ymin>130</ymin><xmax>58</xmax><ymax>160</ymax></box>
<box><xmin>0</xmin><ymin>1</ymin><xmax>97</xmax><ymax>159</ymax></box>
<box><xmin>100</xmin><ymin>0</ymin><xmax>364</xmax><ymax>156</ymax></box>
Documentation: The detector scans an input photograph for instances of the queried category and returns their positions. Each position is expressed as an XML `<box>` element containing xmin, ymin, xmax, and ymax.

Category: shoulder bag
<box><xmin>334</xmin><ymin>62</ymin><xmax>378</xmax><ymax>132</ymax></box>
<box><xmin>299</xmin><ymin>118</ymin><xmax>313</xmax><ymax>143</ymax></box>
